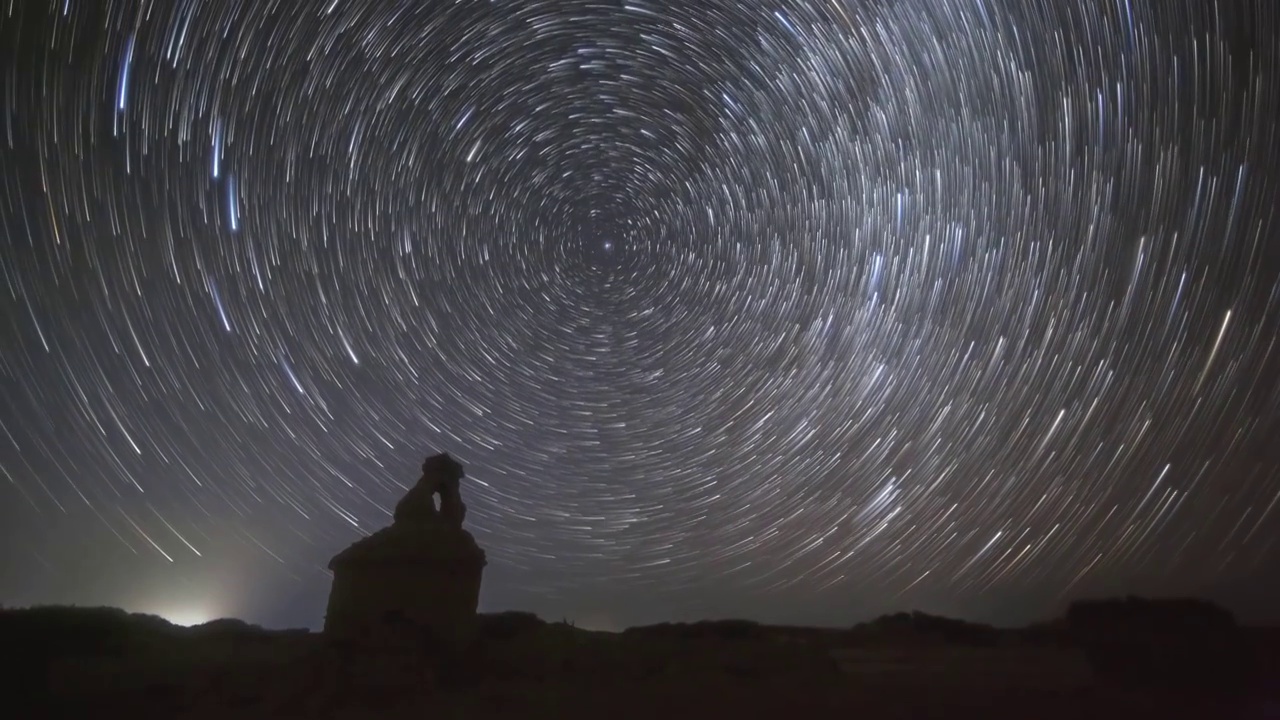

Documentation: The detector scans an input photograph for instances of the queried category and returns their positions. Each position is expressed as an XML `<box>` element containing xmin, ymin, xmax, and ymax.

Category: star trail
<box><xmin>2</xmin><ymin>0</ymin><xmax>1279</xmax><ymax>630</ymax></box>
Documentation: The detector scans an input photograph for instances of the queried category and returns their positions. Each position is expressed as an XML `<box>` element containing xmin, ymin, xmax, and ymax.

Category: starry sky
<box><xmin>2</xmin><ymin>0</ymin><xmax>1279</xmax><ymax>632</ymax></box>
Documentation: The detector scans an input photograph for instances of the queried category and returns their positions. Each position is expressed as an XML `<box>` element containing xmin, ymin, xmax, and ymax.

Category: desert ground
<box><xmin>6</xmin><ymin>601</ymin><xmax>1279</xmax><ymax>719</ymax></box>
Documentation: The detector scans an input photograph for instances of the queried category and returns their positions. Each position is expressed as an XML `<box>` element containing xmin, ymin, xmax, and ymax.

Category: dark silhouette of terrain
<box><xmin>12</xmin><ymin>461</ymin><xmax>1278</xmax><ymax>717</ymax></box>
<box><xmin>6</xmin><ymin>597</ymin><xmax>1279</xmax><ymax>719</ymax></box>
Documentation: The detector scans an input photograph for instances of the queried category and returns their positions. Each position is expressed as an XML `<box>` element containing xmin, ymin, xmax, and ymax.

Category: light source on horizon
<box><xmin>150</xmin><ymin>606</ymin><xmax>219</xmax><ymax>627</ymax></box>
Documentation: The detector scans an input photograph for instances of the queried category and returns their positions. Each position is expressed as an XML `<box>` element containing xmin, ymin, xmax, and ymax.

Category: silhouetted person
<box><xmin>393</xmin><ymin>453</ymin><xmax>467</xmax><ymax>528</ymax></box>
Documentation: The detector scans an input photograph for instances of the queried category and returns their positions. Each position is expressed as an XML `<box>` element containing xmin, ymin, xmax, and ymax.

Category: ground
<box><xmin>8</xmin><ymin>606</ymin><xmax>1279</xmax><ymax>719</ymax></box>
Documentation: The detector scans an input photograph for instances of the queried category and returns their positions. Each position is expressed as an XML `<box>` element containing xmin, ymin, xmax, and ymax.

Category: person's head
<box><xmin>422</xmin><ymin>452</ymin><xmax>464</xmax><ymax>482</ymax></box>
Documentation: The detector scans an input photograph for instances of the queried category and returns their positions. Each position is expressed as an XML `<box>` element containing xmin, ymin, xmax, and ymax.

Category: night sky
<box><xmin>2</xmin><ymin>0</ymin><xmax>1279</xmax><ymax>632</ymax></box>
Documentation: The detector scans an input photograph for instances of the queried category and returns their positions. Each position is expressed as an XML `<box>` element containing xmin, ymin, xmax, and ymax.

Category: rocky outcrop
<box><xmin>324</xmin><ymin>453</ymin><xmax>486</xmax><ymax>649</ymax></box>
<box><xmin>1066</xmin><ymin>596</ymin><xmax>1254</xmax><ymax>693</ymax></box>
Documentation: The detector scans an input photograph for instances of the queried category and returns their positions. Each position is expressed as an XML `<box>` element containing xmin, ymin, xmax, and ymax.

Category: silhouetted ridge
<box><xmin>0</xmin><ymin>604</ymin><xmax>179</xmax><ymax>658</ymax></box>
<box><xmin>850</xmin><ymin>611</ymin><xmax>1001</xmax><ymax>646</ymax></box>
<box><xmin>4</xmin><ymin>596</ymin><xmax>1274</xmax><ymax>715</ymax></box>
<box><xmin>623</xmin><ymin>619</ymin><xmax>766</xmax><ymax>641</ymax></box>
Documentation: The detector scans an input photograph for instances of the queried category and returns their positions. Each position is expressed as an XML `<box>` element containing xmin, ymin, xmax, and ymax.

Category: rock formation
<box><xmin>324</xmin><ymin>453</ymin><xmax>486</xmax><ymax>649</ymax></box>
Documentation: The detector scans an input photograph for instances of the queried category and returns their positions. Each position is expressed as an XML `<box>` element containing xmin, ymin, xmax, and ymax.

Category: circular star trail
<box><xmin>2</xmin><ymin>0</ymin><xmax>1279</xmax><ymax>629</ymax></box>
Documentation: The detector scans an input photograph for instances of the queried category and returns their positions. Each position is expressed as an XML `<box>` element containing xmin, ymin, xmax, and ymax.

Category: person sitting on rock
<box><xmin>393</xmin><ymin>453</ymin><xmax>466</xmax><ymax>527</ymax></box>
<box><xmin>437</xmin><ymin>470</ymin><xmax>466</xmax><ymax>527</ymax></box>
